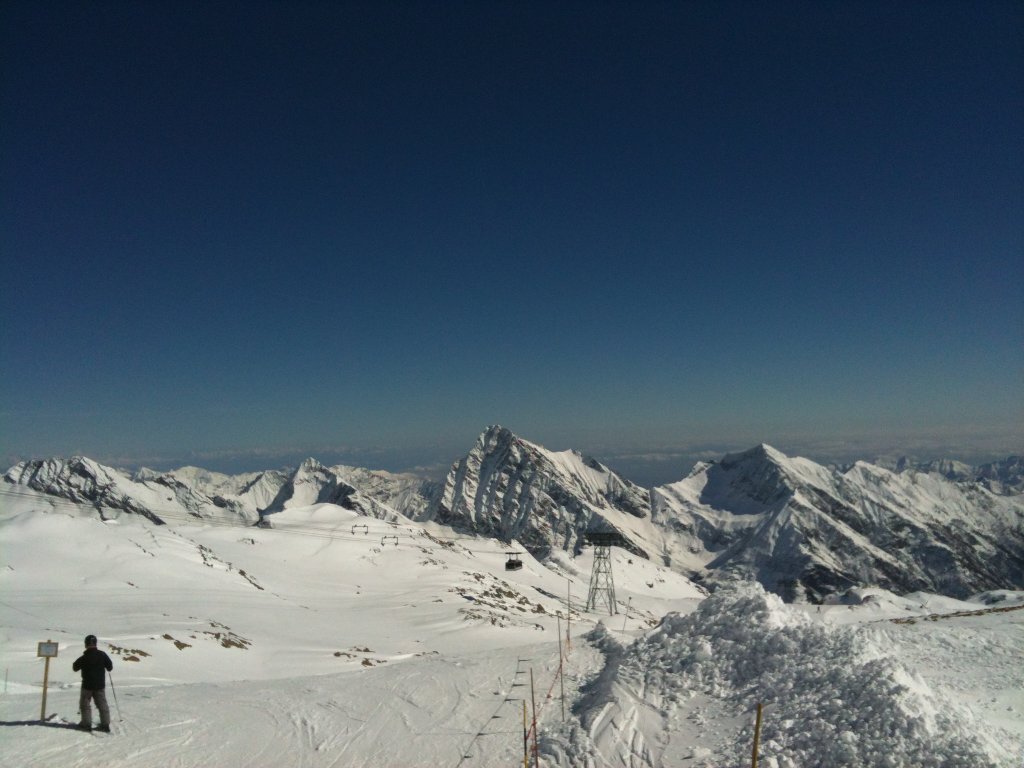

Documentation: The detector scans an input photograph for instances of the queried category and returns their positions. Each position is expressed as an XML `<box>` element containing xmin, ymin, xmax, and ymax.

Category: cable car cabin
<box><xmin>505</xmin><ymin>552</ymin><xmax>523</xmax><ymax>571</ymax></box>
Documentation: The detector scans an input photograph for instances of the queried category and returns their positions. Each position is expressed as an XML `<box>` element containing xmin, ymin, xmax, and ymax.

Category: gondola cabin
<box><xmin>504</xmin><ymin>552</ymin><xmax>523</xmax><ymax>571</ymax></box>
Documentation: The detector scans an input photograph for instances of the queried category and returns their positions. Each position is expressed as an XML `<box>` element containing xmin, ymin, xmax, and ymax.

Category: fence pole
<box><xmin>522</xmin><ymin>700</ymin><xmax>529</xmax><ymax>768</ymax></box>
<box><xmin>530</xmin><ymin>668</ymin><xmax>539</xmax><ymax>767</ymax></box>
<box><xmin>566</xmin><ymin>579</ymin><xmax>571</xmax><ymax>653</ymax></box>
<box><xmin>557</xmin><ymin>615</ymin><xmax>565</xmax><ymax>721</ymax></box>
<box><xmin>751</xmin><ymin>702</ymin><xmax>763</xmax><ymax>768</ymax></box>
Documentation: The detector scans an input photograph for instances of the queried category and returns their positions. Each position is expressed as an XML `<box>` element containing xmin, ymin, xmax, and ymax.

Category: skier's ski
<box><xmin>53</xmin><ymin>715</ymin><xmax>111</xmax><ymax>734</ymax></box>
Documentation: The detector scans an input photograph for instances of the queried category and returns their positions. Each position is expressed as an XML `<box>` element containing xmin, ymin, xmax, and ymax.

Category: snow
<box><xmin>554</xmin><ymin>583</ymin><xmax>1017</xmax><ymax>766</ymax></box>
<box><xmin>650</xmin><ymin>444</ymin><xmax>1024</xmax><ymax>601</ymax></box>
<box><xmin>1</xmin><ymin>488</ymin><xmax>1022</xmax><ymax>767</ymax></box>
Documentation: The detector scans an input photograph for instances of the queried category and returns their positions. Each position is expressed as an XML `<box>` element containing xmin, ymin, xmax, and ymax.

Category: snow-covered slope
<box><xmin>548</xmin><ymin>582</ymin><xmax>1022</xmax><ymax>767</ymax></box>
<box><xmin>152</xmin><ymin>465</ymin><xmax>290</xmax><ymax>512</ymax></box>
<box><xmin>1</xmin><ymin>480</ymin><xmax>1021</xmax><ymax>766</ymax></box>
<box><xmin>652</xmin><ymin>445</ymin><xmax>1024</xmax><ymax>601</ymax></box>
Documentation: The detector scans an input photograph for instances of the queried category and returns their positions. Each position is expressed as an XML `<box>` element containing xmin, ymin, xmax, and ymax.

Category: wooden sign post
<box><xmin>37</xmin><ymin>640</ymin><xmax>59</xmax><ymax>721</ymax></box>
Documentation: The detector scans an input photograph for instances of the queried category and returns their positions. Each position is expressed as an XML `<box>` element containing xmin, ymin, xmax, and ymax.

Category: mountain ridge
<box><xmin>4</xmin><ymin>426</ymin><xmax>1022</xmax><ymax>603</ymax></box>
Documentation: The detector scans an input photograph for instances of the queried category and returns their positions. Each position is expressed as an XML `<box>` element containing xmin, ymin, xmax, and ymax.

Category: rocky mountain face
<box><xmin>884</xmin><ymin>455</ymin><xmax>1024</xmax><ymax>495</ymax></box>
<box><xmin>5</xmin><ymin>456</ymin><xmax>255</xmax><ymax>524</ymax></box>
<box><xmin>4</xmin><ymin>429</ymin><xmax>1022</xmax><ymax>603</ymax></box>
<box><xmin>652</xmin><ymin>445</ymin><xmax>1024</xmax><ymax>601</ymax></box>
<box><xmin>4</xmin><ymin>456</ymin><xmax>437</xmax><ymax>526</ymax></box>
<box><xmin>417</xmin><ymin>425</ymin><xmax>651</xmax><ymax>557</ymax></box>
<box><xmin>974</xmin><ymin>455</ymin><xmax>1024</xmax><ymax>494</ymax></box>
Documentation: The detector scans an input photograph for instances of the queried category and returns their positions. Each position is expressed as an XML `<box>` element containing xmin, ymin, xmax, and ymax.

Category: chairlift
<box><xmin>505</xmin><ymin>552</ymin><xmax>523</xmax><ymax>571</ymax></box>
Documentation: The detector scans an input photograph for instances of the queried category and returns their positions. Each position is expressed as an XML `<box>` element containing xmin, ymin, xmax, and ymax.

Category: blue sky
<box><xmin>2</xmin><ymin>1</ymin><xmax>1021</xmax><ymax>485</ymax></box>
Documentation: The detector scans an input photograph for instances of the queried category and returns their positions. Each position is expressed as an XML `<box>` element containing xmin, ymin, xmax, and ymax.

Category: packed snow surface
<box><xmin>1</xmin><ymin>489</ymin><xmax>1022</xmax><ymax>767</ymax></box>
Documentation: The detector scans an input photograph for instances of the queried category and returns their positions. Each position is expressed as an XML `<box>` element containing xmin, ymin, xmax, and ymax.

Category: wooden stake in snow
<box><xmin>530</xmin><ymin>668</ymin><xmax>539</xmax><ymax>767</ymax></box>
<box><xmin>566</xmin><ymin>579</ymin><xmax>571</xmax><ymax>653</ymax></box>
<box><xmin>522</xmin><ymin>699</ymin><xmax>529</xmax><ymax>768</ymax></box>
<box><xmin>751</xmin><ymin>701</ymin><xmax>763</xmax><ymax>768</ymax></box>
<box><xmin>557</xmin><ymin>615</ymin><xmax>565</xmax><ymax>721</ymax></box>
<box><xmin>37</xmin><ymin>640</ymin><xmax>58</xmax><ymax>721</ymax></box>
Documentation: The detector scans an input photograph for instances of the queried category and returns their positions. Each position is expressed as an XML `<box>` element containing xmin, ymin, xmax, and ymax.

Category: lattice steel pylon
<box><xmin>585</xmin><ymin>533</ymin><xmax>618</xmax><ymax>614</ymax></box>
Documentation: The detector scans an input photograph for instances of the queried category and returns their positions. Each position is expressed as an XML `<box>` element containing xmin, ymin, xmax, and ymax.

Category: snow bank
<box><xmin>621</xmin><ymin>582</ymin><xmax>999</xmax><ymax>767</ymax></box>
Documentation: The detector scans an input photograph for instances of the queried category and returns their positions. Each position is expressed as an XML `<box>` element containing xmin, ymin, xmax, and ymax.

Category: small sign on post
<box><xmin>38</xmin><ymin>642</ymin><xmax>59</xmax><ymax>658</ymax></box>
<box><xmin>37</xmin><ymin>640</ymin><xmax>58</xmax><ymax>721</ymax></box>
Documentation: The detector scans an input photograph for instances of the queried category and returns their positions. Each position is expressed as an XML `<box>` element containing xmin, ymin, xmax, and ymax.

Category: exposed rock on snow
<box><xmin>974</xmin><ymin>455</ymin><xmax>1024</xmax><ymax>495</ymax></box>
<box><xmin>3</xmin><ymin>455</ymin><xmax>436</xmax><ymax>527</ymax></box>
<box><xmin>4</xmin><ymin>456</ymin><xmax>254</xmax><ymax>524</ymax></box>
<box><xmin>879</xmin><ymin>455</ymin><xmax>1024</xmax><ymax>495</ymax></box>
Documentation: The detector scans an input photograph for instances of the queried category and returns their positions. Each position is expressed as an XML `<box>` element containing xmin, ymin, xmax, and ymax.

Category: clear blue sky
<box><xmin>2</xmin><ymin>1</ymin><xmax>1021</xmax><ymax>485</ymax></box>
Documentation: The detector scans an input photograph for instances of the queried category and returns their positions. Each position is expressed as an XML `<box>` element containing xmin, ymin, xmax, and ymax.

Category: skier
<box><xmin>72</xmin><ymin>634</ymin><xmax>113</xmax><ymax>732</ymax></box>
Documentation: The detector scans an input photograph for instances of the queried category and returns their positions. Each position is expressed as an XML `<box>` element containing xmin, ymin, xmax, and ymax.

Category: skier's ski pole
<box><xmin>108</xmin><ymin>670</ymin><xmax>122</xmax><ymax>721</ymax></box>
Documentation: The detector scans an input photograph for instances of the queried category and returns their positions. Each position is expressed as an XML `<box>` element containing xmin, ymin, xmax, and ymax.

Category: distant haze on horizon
<box><xmin>2</xmin><ymin>1</ymin><xmax>1021</xmax><ymax>484</ymax></box>
<box><xmin>2</xmin><ymin>423</ymin><xmax>1019</xmax><ymax>491</ymax></box>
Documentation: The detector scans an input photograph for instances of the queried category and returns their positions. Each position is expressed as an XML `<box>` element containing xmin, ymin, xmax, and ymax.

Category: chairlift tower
<box><xmin>585</xmin><ymin>532</ymin><xmax>620</xmax><ymax>615</ymax></box>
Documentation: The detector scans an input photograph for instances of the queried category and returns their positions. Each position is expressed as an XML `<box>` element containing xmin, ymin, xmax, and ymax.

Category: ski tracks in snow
<box><xmin>455</xmin><ymin>656</ymin><xmax>530</xmax><ymax>768</ymax></box>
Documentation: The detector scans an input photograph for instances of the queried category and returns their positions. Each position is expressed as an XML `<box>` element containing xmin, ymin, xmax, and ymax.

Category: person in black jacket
<box><xmin>72</xmin><ymin>634</ymin><xmax>113</xmax><ymax>732</ymax></box>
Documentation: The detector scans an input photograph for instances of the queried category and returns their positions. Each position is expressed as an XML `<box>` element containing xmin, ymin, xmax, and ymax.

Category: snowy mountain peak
<box><xmin>296</xmin><ymin>456</ymin><xmax>325</xmax><ymax>472</ymax></box>
<box><xmin>4</xmin><ymin>456</ymin><xmax>253</xmax><ymax>525</ymax></box>
<box><xmin>480</xmin><ymin>423</ymin><xmax>514</xmax><ymax>442</ymax></box>
<box><xmin>708</xmin><ymin>444</ymin><xmax>801</xmax><ymax>510</ymax></box>
<box><xmin>721</xmin><ymin>442</ymin><xmax>788</xmax><ymax>466</ymax></box>
<box><xmin>476</xmin><ymin>424</ymin><xmax>538</xmax><ymax>456</ymax></box>
<box><xmin>877</xmin><ymin>455</ymin><xmax>1024</xmax><ymax>494</ymax></box>
<box><xmin>976</xmin><ymin>455</ymin><xmax>1024</xmax><ymax>494</ymax></box>
<box><xmin>429</xmin><ymin>426</ymin><xmax>651</xmax><ymax>557</ymax></box>
<box><xmin>652</xmin><ymin>445</ymin><xmax>1024</xmax><ymax>601</ymax></box>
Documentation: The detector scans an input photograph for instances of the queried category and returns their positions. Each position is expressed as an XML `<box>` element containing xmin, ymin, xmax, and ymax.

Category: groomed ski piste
<box><xmin>1</xmin><ymin>488</ymin><xmax>1022</xmax><ymax>767</ymax></box>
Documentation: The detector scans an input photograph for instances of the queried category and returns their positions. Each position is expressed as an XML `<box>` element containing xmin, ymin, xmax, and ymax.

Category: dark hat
<box><xmin>84</xmin><ymin>634</ymin><xmax>97</xmax><ymax>647</ymax></box>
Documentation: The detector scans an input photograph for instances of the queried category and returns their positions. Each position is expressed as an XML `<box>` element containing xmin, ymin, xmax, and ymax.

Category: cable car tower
<box><xmin>585</xmin><ymin>532</ymin><xmax>622</xmax><ymax>615</ymax></box>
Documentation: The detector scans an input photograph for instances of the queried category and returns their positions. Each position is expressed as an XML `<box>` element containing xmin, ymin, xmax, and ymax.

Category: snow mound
<box><xmin>624</xmin><ymin>582</ymin><xmax>997</xmax><ymax>767</ymax></box>
<box><xmin>968</xmin><ymin>589</ymin><xmax>1024</xmax><ymax>607</ymax></box>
